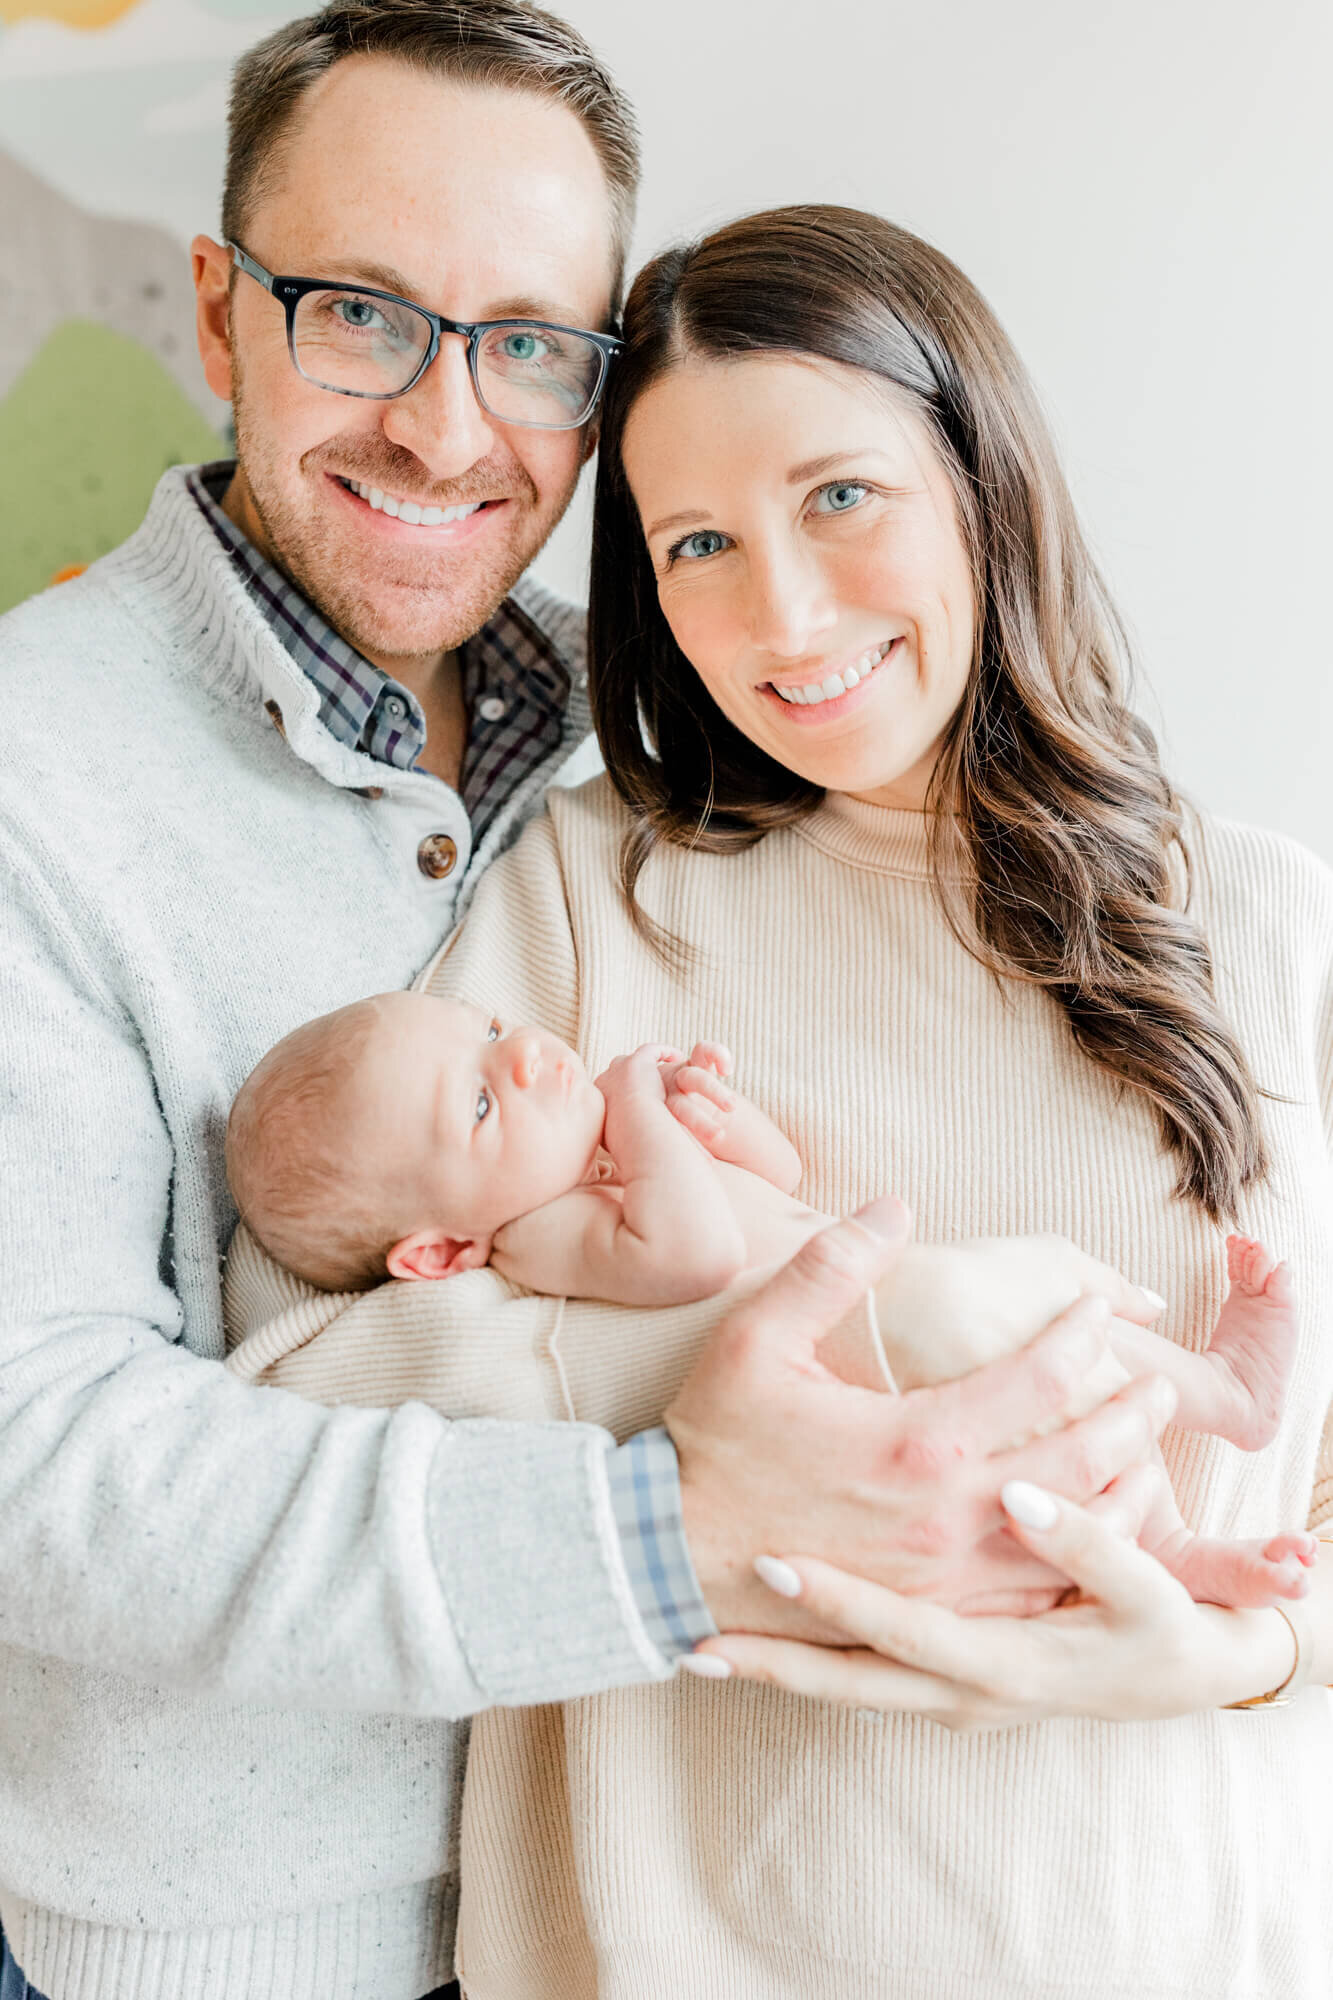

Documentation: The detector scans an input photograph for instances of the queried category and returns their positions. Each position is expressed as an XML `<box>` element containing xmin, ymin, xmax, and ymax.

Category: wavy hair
<box><xmin>588</xmin><ymin>204</ymin><xmax>1267</xmax><ymax>1221</ymax></box>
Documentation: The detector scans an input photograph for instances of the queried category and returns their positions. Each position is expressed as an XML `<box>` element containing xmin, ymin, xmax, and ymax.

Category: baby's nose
<box><xmin>509</xmin><ymin>1037</ymin><xmax>542</xmax><ymax>1087</ymax></box>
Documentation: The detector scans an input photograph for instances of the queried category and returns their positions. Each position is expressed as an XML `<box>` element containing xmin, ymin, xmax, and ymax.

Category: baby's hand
<box><xmin>664</xmin><ymin>1043</ymin><xmax>737</xmax><ymax>1155</ymax></box>
<box><xmin>595</xmin><ymin>1043</ymin><xmax>685</xmax><ymax>1110</ymax></box>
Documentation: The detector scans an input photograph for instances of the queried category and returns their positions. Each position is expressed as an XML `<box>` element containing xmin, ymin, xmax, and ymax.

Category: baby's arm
<box><xmin>663</xmin><ymin>1042</ymin><xmax>803</xmax><ymax>1195</ymax></box>
<box><xmin>491</xmin><ymin>1045</ymin><xmax>748</xmax><ymax>1307</ymax></box>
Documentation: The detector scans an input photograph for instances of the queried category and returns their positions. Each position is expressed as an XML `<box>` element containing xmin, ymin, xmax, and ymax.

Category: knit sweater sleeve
<box><xmin>0</xmin><ymin>817</ymin><xmax>667</xmax><ymax>1713</ymax></box>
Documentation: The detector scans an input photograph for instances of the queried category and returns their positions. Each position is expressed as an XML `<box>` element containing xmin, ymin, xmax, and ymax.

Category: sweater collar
<box><xmin>795</xmin><ymin>790</ymin><xmax>959</xmax><ymax>880</ymax></box>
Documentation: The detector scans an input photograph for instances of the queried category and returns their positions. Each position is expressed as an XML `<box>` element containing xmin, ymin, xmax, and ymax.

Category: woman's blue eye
<box><xmin>670</xmin><ymin>529</ymin><xmax>730</xmax><ymax>564</ymax></box>
<box><xmin>816</xmin><ymin>481</ymin><xmax>868</xmax><ymax>513</ymax></box>
<box><xmin>475</xmin><ymin>1088</ymin><xmax>492</xmax><ymax>1123</ymax></box>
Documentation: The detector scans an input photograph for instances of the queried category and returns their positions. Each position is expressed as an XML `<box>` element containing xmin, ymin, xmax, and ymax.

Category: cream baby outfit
<box><xmin>227</xmin><ymin>775</ymin><xmax>1333</xmax><ymax>2000</ymax></box>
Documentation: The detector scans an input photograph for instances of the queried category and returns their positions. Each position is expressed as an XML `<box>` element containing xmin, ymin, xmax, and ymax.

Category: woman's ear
<box><xmin>385</xmin><ymin>1229</ymin><xmax>492</xmax><ymax>1282</ymax></box>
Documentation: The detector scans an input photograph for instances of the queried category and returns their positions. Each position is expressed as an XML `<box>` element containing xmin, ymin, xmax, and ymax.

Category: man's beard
<box><xmin>228</xmin><ymin>374</ymin><xmax>573</xmax><ymax>668</ymax></box>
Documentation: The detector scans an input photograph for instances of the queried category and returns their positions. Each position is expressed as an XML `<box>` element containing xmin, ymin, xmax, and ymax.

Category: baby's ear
<box><xmin>386</xmin><ymin>1230</ymin><xmax>493</xmax><ymax>1282</ymax></box>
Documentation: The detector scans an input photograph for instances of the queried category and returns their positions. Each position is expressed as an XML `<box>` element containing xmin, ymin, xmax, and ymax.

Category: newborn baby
<box><xmin>227</xmin><ymin>989</ymin><xmax>1316</xmax><ymax>1611</ymax></box>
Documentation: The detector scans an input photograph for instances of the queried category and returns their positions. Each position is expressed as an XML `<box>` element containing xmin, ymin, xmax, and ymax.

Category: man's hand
<box><xmin>667</xmin><ymin>1197</ymin><xmax>1177</xmax><ymax>1639</ymax></box>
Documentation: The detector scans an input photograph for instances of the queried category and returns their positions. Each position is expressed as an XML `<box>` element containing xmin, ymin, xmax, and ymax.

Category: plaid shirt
<box><xmin>186</xmin><ymin>464</ymin><xmax>567</xmax><ymax>846</ymax></box>
<box><xmin>190</xmin><ymin>463</ymin><xmax>714</xmax><ymax>1663</ymax></box>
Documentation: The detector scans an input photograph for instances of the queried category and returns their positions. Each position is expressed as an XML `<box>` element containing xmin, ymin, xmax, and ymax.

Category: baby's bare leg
<box><xmin>1111</xmin><ymin>1236</ymin><xmax>1297</xmax><ymax>1450</ymax></box>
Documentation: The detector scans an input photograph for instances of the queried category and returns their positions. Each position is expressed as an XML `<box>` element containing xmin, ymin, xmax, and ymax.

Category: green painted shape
<box><xmin>0</xmin><ymin>318</ymin><xmax>224</xmax><ymax>614</ymax></box>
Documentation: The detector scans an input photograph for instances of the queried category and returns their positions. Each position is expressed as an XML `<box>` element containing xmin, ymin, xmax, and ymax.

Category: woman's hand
<box><xmin>685</xmin><ymin>1481</ymin><xmax>1301</xmax><ymax>1726</ymax></box>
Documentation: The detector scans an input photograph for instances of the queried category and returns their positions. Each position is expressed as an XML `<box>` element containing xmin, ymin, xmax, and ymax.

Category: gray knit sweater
<box><xmin>0</xmin><ymin>471</ymin><xmax>668</xmax><ymax>2000</ymax></box>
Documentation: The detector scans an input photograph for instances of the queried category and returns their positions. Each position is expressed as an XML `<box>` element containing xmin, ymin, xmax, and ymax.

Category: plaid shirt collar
<box><xmin>186</xmin><ymin>462</ymin><xmax>570</xmax><ymax>839</ymax></box>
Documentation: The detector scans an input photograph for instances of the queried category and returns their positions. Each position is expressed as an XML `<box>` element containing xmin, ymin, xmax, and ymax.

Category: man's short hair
<box><xmin>224</xmin><ymin>0</ymin><xmax>640</xmax><ymax>306</ymax></box>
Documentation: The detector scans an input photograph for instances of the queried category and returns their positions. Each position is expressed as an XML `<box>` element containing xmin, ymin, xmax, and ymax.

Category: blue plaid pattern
<box><xmin>186</xmin><ymin>464</ymin><xmax>567</xmax><ymax>842</ymax></box>
<box><xmin>188</xmin><ymin>464</ymin><xmax>711</xmax><ymax>1665</ymax></box>
<box><xmin>607</xmin><ymin>1427</ymin><xmax>718</xmax><ymax>1657</ymax></box>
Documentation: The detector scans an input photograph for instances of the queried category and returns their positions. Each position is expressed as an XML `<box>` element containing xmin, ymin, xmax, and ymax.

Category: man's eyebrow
<box><xmin>316</xmin><ymin>263</ymin><xmax>593</xmax><ymax>328</ymax></box>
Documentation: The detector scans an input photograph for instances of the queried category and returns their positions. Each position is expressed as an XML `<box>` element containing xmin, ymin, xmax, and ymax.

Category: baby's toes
<box><xmin>1225</xmin><ymin>1234</ymin><xmax>1275</xmax><ymax>1295</ymax></box>
<box><xmin>1263</xmin><ymin>1530</ymin><xmax>1319</xmax><ymax>1568</ymax></box>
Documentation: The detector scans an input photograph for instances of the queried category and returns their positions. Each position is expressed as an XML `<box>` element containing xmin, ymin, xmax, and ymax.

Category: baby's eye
<box><xmin>813</xmin><ymin>481</ymin><xmax>869</xmax><ymax>514</ymax></box>
<box><xmin>475</xmin><ymin>1087</ymin><xmax>492</xmax><ymax>1123</ymax></box>
<box><xmin>486</xmin><ymin>1019</ymin><xmax>500</xmax><ymax>1042</ymax></box>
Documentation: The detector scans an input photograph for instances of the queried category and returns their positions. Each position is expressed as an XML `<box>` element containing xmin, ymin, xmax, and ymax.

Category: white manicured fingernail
<box><xmin>1001</xmin><ymin>1480</ymin><xmax>1059</xmax><ymax>1530</ymax></box>
<box><xmin>1141</xmin><ymin>1289</ymin><xmax>1167</xmax><ymax>1312</ymax></box>
<box><xmin>754</xmin><ymin>1555</ymin><xmax>803</xmax><ymax>1597</ymax></box>
<box><xmin>679</xmin><ymin>1652</ymin><xmax>732</xmax><ymax>1679</ymax></box>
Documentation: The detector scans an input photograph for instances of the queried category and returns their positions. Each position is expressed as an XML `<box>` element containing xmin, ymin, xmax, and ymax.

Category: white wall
<box><xmin>534</xmin><ymin>0</ymin><xmax>1333</xmax><ymax>862</ymax></box>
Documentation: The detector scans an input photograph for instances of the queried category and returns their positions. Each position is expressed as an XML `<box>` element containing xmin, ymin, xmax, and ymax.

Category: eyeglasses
<box><xmin>227</xmin><ymin>241</ymin><xmax>621</xmax><ymax>431</ymax></box>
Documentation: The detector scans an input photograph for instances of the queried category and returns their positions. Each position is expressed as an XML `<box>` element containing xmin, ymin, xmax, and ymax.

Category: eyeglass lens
<box><xmin>291</xmin><ymin>287</ymin><xmax>604</xmax><ymax>425</ymax></box>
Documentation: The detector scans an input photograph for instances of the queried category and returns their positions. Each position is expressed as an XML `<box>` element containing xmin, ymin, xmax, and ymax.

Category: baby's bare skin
<box><xmin>661</xmin><ymin>1050</ymin><xmax>1316</xmax><ymax>1612</ymax></box>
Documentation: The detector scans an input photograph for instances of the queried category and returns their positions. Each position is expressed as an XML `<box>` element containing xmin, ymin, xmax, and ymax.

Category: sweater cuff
<box><xmin>607</xmin><ymin>1427</ymin><xmax>719</xmax><ymax>1660</ymax></box>
<box><xmin>426</xmin><ymin>1418</ymin><xmax>675</xmax><ymax>1707</ymax></box>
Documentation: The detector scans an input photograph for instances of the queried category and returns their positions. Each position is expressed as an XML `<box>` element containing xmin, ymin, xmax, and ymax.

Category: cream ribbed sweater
<box><xmin>226</xmin><ymin>775</ymin><xmax>1333</xmax><ymax>1999</ymax></box>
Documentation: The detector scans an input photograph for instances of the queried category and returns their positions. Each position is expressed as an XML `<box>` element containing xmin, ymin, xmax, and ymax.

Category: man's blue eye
<box><xmin>672</xmin><ymin>529</ymin><xmax>729</xmax><ymax>563</ymax></box>
<box><xmin>475</xmin><ymin>1088</ymin><xmax>492</xmax><ymax>1123</ymax></box>
<box><xmin>334</xmin><ymin>297</ymin><xmax>384</xmax><ymax>330</ymax></box>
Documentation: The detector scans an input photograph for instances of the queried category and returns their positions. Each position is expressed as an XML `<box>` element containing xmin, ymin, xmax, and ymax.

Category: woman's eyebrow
<box><xmin>645</xmin><ymin>508</ymin><xmax>713</xmax><ymax>538</ymax></box>
<box><xmin>786</xmin><ymin>448</ymin><xmax>887</xmax><ymax>481</ymax></box>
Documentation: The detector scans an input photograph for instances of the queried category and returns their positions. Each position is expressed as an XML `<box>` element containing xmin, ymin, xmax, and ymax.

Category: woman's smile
<box><xmin>763</xmin><ymin>633</ymin><xmax>903</xmax><ymax>717</ymax></box>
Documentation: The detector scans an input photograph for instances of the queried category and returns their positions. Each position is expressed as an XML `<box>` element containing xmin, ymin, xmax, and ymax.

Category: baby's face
<box><xmin>371</xmin><ymin>994</ymin><xmax>606</xmax><ymax>1240</ymax></box>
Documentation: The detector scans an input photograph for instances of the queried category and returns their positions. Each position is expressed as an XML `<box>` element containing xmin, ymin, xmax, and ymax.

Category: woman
<box><xmin>232</xmin><ymin>205</ymin><xmax>1333</xmax><ymax>1995</ymax></box>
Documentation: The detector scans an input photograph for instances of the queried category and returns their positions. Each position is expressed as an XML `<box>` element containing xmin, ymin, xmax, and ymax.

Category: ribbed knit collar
<box><xmin>796</xmin><ymin>789</ymin><xmax>960</xmax><ymax>880</ymax></box>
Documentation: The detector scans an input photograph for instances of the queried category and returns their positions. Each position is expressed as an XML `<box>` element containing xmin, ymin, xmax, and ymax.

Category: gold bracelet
<box><xmin>1225</xmin><ymin>1535</ymin><xmax>1332</xmax><ymax>1710</ymax></box>
<box><xmin>1225</xmin><ymin>1598</ymin><xmax>1311</xmax><ymax>1709</ymax></box>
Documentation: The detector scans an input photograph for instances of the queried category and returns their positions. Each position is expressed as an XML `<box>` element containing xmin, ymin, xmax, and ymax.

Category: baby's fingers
<box><xmin>671</xmin><ymin>1063</ymin><xmax>733</xmax><ymax>1111</ymax></box>
<box><xmin>689</xmin><ymin>1040</ymin><xmax>733</xmax><ymax>1078</ymax></box>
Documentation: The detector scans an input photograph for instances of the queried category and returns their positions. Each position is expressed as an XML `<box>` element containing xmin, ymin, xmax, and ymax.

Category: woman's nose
<box><xmin>745</xmin><ymin>544</ymin><xmax>838</xmax><ymax>659</ymax></box>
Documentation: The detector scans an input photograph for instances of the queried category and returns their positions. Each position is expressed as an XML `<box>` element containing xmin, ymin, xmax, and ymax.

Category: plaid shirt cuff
<box><xmin>607</xmin><ymin>1427</ymin><xmax>719</xmax><ymax>1661</ymax></box>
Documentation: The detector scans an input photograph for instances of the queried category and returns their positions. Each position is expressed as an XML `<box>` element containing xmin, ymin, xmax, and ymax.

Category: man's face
<box><xmin>195</xmin><ymin>56</ymin><xmax>616</xmax><ymax>667</ymax></box>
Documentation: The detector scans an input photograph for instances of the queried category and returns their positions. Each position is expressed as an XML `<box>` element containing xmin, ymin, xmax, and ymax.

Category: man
<box><xmin>0</xmin><ymin>5</ymin><xmax>1169</xmax><ymax>1997</ymax></box>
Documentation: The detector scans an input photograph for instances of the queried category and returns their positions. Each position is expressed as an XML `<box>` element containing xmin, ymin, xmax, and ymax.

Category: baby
<box><xmin>227</xmin><ymin>989</ymin><xmax>1317</xmax><ymax>1612</ymax></box>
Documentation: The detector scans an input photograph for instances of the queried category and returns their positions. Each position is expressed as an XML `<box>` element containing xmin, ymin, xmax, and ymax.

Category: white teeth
<box><xmin>772</xmin><ymin>639</ymin><xmax>895</xmax><ymax>709</ymax></box>
<box><xmin>346</xmin><ymin>480</ymin><xmax>484</xmax><ymax>525</ymax></box>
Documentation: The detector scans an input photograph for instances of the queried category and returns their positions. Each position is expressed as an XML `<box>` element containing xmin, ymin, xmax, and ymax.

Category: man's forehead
<box><xmin>257</xmin><ymin>55</ymin><xmax>616</xmax><ymax>319</ymax></box>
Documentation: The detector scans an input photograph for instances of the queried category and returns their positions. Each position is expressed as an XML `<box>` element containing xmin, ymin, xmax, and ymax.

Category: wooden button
<box><xmin>417</xmin><ymin>833</ymin><xmax>458</xmax><ymax>879</ymax></box>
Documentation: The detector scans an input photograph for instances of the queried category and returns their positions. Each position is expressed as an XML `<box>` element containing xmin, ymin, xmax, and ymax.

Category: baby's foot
<box><xmin>1155</xmin><ymin>1527</ymin><xmax>1318</xmax><ymax>1609</ymax></box>
<box><xmin>1202</xmin><ymin>1236</ymin><xmax>1298</xmax><ymax>1450</ymax></box>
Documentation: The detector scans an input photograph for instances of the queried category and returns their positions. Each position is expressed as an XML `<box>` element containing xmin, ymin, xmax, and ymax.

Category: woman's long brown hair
<box><xmin>588</xmin><ymin>204</ymin><xmax>1267</xmax><ymax>1221</ymax></box>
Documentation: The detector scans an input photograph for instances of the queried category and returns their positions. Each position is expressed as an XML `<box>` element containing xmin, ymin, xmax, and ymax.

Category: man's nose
<box><xmin>508</xmin><ymin>1037</ymin><xmax>542</xmax><ymax>1088</ymax></box>
<box><xmin>745</xmin><ymin>542</ymin><xmax>838</xmax><ymax>659</ymax></box>
<box><xmin>379</xmin><ymin>334</ymin><xmax>497</xmax><ymax>480</ymax></box>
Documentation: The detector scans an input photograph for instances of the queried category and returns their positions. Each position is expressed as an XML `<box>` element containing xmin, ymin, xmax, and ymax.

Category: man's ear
<box><xmin>192</xmin><ymin>233</ymin><xmax>235</xmax><ymax>406</ymax></box>
<box><xmin>385</xmin><ymin>1229</ymin><xmax>493</xmax><ymax>1282</ymax></box>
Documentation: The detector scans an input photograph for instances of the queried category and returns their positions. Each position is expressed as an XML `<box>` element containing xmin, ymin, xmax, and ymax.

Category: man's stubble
<box><xmin>227</xmin><ymin>355</ymin><xmax>578</xmax><ymax>669</ymax></box>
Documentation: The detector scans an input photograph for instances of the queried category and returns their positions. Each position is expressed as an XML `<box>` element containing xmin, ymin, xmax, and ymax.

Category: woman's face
<box><xmin>621</xmin><ymin>352</ymin><xmax>976</xmax><ymax>809</ymax></box>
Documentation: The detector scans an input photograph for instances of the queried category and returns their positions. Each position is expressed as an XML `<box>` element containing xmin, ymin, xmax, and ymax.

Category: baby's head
<box><xmin>227</xmin><ymin>990</ymin><xmax>605</xmax><ymax>1291</ymax></box>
